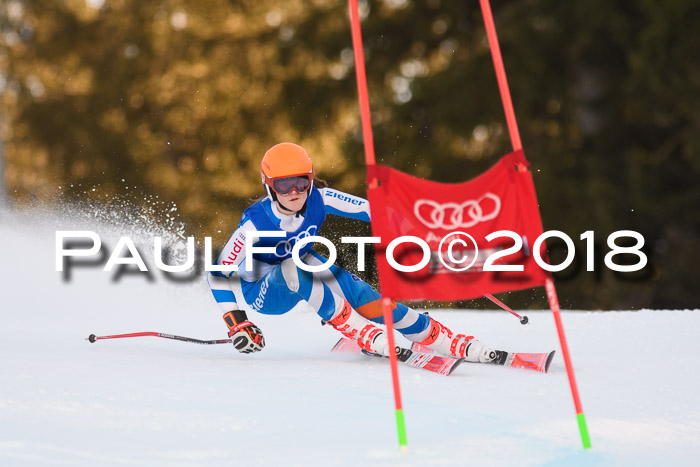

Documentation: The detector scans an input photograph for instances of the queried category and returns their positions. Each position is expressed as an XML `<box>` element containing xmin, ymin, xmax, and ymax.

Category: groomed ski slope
<box><xmin>1</xmin><ymin>206</ymin><xmax>699</xmax><ymax>466</ymax></box>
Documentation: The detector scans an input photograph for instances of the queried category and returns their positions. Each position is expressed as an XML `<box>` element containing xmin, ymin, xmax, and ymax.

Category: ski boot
<box><xmin>328</xmin><ymin>299</ymin><xmax>389</xmax><ymax>355</ymax></box>
<box><xmin>417</xmin><ymin>317</ymin><xmax>500</xmax><ymax>363</ymax></box>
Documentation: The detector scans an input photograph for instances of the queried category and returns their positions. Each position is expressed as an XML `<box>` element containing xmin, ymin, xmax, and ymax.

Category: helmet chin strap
<box><xmin>276</xmin><ymin>200</ymin><xmax>296</xmax><ymax>214</ymax></box>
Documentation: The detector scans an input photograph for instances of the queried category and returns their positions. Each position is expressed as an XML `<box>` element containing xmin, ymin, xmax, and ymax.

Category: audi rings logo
<box><xmin>274</xmin><ymin>225</ymin><xmax>318</xmax><ymax>257</ymax></box>
<box><xmin>413</xmin><ymin>193</ymin><xmax>501</xmax><ymax>230</ymax></box>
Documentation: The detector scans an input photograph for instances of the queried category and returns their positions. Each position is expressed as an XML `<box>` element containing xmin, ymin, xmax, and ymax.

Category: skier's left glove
<box><xmin>228</xmin><ymin>321</ymin><xmax>265</xmax><ymax>354</ymax></box>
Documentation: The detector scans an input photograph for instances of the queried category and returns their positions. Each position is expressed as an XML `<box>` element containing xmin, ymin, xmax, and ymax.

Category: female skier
<box><xmin>207</xmin><ymin>142</ymin><xmax>499</xmax><ymax>362</ymax></box>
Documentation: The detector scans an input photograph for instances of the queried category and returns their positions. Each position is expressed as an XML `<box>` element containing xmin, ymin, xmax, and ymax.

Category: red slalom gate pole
<box><xmin>479</xmin><ymin>0</ymin><xmax>522</xmax><ymax>151</ymax></box>
<box><xmin>479</xmin><ymin>0</ymin><xmax>591</xmax><ymax>449</ymax></box>
<box><xmin>348</xmin><ymin>0</ymin><xmax>376</xmax><ymax>167</ymax></box>
<box><xmin>382</xmin><ymin>297</ymin><xmax>408</xmax><ymax>450</ymax></box>
<box><xmin>546</xmin><ymin>279</ymin><xmax>592</xmax><ymax>447</ymax></box>
<box><xmin>348</xmin><ymin>0</ymin><xmax>408</xmax><ymax>452</ymax></box>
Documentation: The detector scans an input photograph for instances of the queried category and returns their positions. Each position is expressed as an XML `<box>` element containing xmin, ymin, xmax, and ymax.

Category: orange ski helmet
<box><xmin>261</xmin><ymin>142</ymin><xmax>314</xmax><ymax>200</ymax></box>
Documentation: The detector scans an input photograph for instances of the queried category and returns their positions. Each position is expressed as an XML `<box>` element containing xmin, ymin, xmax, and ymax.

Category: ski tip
<box><xmin>544</xmin><ymin>350</ymin><xmax>556</xmax><ymax>373</ymax></box>
<box><xmin>447</xmin><ymin>357</ymin><xmax>466</xmax><ymax>376</ymax></box>
<box><xmin>330</xmin><ymin>338</ymin><xmax>346</xmax><ymax>352</ymax></box>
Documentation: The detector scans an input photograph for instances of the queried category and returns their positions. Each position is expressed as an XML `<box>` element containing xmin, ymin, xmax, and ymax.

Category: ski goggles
<box><xmin>270</xmin><ymin>175</ymin><xmax>311</xmax><ymax>195</ymax></box>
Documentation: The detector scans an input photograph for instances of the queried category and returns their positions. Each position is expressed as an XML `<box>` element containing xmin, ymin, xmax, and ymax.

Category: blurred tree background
<box><xmin>1</xmin><ymin>0</ymin><xmax>698</xmax><ymax>309</ymax></box>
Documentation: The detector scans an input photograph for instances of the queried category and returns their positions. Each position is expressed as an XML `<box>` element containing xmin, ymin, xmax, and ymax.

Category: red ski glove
<box><xmin>228</xmin><ymin>321</ymin><xmax>265</xmax><ymax>354</ymax></box>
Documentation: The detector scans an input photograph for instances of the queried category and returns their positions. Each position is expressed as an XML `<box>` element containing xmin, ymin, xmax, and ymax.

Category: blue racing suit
<box><xmin>207</xmin><ymin>186</ymin><xmax>429</xmax><ymax>338</ymax></box>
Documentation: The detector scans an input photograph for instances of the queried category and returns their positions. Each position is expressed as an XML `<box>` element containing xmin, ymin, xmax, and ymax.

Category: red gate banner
<box><xmin>366</xmin><ymin>150</ymin><xmax>550</xmax><ymax>301</ymax></box>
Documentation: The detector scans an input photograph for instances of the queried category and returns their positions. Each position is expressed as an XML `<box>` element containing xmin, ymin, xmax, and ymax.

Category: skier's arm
<box><xmin>207</xmin><ymin>223</ymin><xmax>248</xmax><ymax>315</ymax></box>
<box><xmin>207</xmin><ymin>221</ymin><xmax>265</xmax><ymax>353</ymax></box>
<box><xmin>214</xmin><ymin>220</ymin><xmax>253</xmax><ymax>279</ymax></box>
<box><xmin>319</xmin><ymin>187</ymin><xmax>371</xmax><ymax>222</ymax></box>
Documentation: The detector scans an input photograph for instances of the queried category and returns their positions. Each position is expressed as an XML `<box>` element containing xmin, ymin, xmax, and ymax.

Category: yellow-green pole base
<box><xmin>395</xmin><ymin>409</ymin><xmax>408</xmax><ymax>450</ymax></box>
<box><xmin>577</xmin><ymin>413</ymin><xmax>592</xmax><ymax>449</ymax></box>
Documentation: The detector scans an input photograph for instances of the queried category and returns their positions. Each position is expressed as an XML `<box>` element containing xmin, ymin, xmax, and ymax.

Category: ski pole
<box><xmin>485</xmin><ymin>294</ymin><xmax>529</xmax><ymax>325</ymax></box>
<box><xmin>87</xmin><ymin>332</ymin><xmax>232</xmax><ymax>345</ymax></box>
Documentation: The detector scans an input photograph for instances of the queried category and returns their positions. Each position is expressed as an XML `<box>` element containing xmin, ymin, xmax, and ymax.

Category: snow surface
<box><xmin>1</xmin><ymin>205</ymin><xmax>699</xmax><ymax>466</ymax></box>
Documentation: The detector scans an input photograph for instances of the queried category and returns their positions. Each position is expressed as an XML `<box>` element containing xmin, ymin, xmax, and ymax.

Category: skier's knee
<box><xmin>280</xmin><ymin>257</ymin><xmax>300</xmax><ymax>292</ymax></box>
